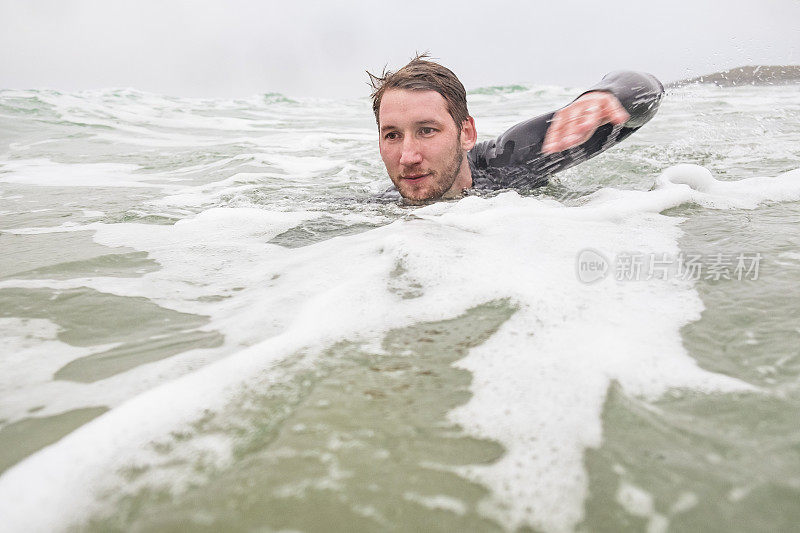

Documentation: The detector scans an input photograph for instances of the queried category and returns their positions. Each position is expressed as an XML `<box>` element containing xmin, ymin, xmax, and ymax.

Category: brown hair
<box><xmin>367</xmin><ymin>53</ymin><xmax>469</xmax><ymax>132</ymax></box>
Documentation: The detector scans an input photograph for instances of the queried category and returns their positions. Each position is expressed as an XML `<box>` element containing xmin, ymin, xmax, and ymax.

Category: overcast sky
<box><xmin>1</xmin><ymin>0</ymin><xmax>798</xmax><ymax>98</ymax></box>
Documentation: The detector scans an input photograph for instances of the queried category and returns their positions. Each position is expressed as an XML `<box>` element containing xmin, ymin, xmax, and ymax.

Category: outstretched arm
<box><xmin>468</xmin><ymin>71</ymin><xmax>664</xmax><ymax>188</ymax></box>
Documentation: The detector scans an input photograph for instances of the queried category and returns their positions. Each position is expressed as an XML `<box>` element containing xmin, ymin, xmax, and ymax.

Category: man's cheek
<box><xmin>379</xmin><ymin>155</ymin><xmax>392</xmax><ymax>174</ymax></box>
<box><xmin>379</xmin><ymin>147</ymin><xmax>394</xmax><ymax>168</ymax></box>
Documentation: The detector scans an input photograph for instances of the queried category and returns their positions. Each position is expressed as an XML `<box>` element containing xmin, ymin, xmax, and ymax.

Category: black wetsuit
<box><xmin>381</xmin><ymin>71</ymin><xmax>664</xmax><ymax>199</ymax></box>
<box><xmin>468</xmin><ymin>71</ymin><xmax>664</xmax><ymax>191</ymax></box>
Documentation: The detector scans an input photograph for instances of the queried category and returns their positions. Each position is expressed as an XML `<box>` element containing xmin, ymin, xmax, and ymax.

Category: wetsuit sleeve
<box><xmin>580</xmin><ymin>71</ymin><xmax>664</xmax><ymax>128</ymax></box>
<box><xmin>468</xmin><ymin>71</ymin><xmax>664</xmax><ymax>189</ymax></box>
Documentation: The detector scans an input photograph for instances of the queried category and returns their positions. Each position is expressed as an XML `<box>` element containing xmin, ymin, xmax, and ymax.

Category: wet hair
<box><xmin>367</xmin><ymin>52</ymin><xmax>469</xmax><ymax>132</ymax></box>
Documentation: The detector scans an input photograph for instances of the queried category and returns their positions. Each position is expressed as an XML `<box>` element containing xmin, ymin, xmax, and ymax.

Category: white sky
<box><xmin>1</xmin><ymin>0</ymin><xmax>798</xmax><ymax>98</ymax></box>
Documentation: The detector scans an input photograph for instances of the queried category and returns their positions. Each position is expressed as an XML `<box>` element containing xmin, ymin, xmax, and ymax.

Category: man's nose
<box><xmin>399</xmin><ymin>137</ymin><xmax>423</xmax><ymax>166</ymax></box>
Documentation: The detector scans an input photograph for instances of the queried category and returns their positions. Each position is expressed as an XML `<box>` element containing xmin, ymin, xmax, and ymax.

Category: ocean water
<box><xmin>0</xmin><ymin>81</ymin><xmax>799</xmax><ymax>532</ymax></box>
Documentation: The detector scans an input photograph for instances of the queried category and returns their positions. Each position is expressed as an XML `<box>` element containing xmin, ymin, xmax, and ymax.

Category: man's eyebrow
<box><xmin>416</xmin><ymin>119</ymin><xmax>444</xmax><ymax>127</ymax></box>
<box><xmin>380</xmin><ymin>120</ymin><xmax>444</xmax><ymax>133</ymax></box>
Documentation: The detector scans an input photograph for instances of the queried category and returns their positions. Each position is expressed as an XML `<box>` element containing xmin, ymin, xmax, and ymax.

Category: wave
<box><xmin>3</xmin><ymin>164</ymin><xmax>798</xmax><ymax>531</ymax></box>
<box><xmin>469</xmin><ymin>84</ymin><xmax>529</xmax><ymax>95</ymax></box>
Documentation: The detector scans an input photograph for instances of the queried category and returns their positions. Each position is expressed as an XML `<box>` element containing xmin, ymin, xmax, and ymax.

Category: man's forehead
<box><xmin>379</xmin><ymin>89</ymin><xmax>450</xmax><ymax>127</ymax></box>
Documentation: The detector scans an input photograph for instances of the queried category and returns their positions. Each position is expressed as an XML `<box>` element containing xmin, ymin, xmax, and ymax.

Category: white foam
<box><xmin>402</xmin><ymin>491</ymin><xmax>468</xmax><ymax>516</ymax></box>
<box><xmin>0</xmin><ymin>319</ymin><xmax>106</xmax><ymax>421</ymax></box>
<box><xmin>0</xmin><ymin>331</ymin><xmax>310</xmax><ymax>532</ymax></box>
<box><xmin>652</xmin><ymin>164</ymin><xmax>800</xmax><ymax>209</ymax></box>
<box><xmin>670</xmin><ymin>492</ymin><xmax>699</xmax><ymax>515</ymax></box>
<box><xmin>441</xmin><ymin>192</ymin><xmax>751</xmax><ymax>532</ymax></box>
<box><xmin>617</xmin><ymin>482</ymin><xmax>655</xmax><ymax>517</ymax></box>
<box><xmin>0</xmin><ymin>159</ymin><xmax>175</xmax><ymax>189</ymax></box>
<box><xmin>616</xmin><ymin>482</ymin><xmax>669</xmax><ymax>533</ymax></box>
<box><xmin>3</xmin><ymin>165</ymin><xmax>793</xmax><ymax>532</ymax></box>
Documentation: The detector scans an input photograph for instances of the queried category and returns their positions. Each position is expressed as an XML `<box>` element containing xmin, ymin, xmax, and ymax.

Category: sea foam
<box><xmin>1</xmin><ymin>165</ymin><xmax>798</xmax><ymax>532</ymax></box>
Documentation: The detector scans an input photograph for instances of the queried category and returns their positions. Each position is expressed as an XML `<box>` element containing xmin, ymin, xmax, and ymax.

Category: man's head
<box><xmin>368</xmin><ymin>54</ymin><xmax>476</xmax><ymax>202</ymax></box>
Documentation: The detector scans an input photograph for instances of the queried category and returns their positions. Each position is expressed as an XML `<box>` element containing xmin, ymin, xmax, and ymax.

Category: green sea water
<box><xmin>1</xmin><ymin>83</ymin><xmax>799</xmax><ymax>532</ymax></box>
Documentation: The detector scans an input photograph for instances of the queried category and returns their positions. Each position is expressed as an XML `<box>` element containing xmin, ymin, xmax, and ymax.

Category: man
<box><xmin>369</xmin><ymin>54</ymin><xmax>664</xmax><ymax>202</ymax></box>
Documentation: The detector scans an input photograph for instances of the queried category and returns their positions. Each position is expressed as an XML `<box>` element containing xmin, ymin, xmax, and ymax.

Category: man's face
<box><xmin>378</xmin><ymin>89</ymin><xmax>470</xmax><ymax>202</ymax></box>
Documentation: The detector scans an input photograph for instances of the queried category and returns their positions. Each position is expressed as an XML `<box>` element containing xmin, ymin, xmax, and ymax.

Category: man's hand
<box><xmin>542</xmin><ymin>91</ymin><xmax>630</xmax><ymax>154</ymax></box>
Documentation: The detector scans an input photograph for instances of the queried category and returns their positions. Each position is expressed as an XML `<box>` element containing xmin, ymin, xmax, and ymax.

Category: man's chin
<box><xmin>395</xmin><ymin>180</ymin><xmax>441</xmax><ymax>203</ymax></box>
<box><xmin>398</xmin><ymin>187</ymin><xmax>441</xmax><ymax>204</ymax></box>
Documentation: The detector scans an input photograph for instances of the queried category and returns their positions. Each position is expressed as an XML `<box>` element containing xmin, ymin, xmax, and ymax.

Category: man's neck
<box><xmin>442</xmin><ymin>155</ymin><xmax>473</xmax><ymax>198</ymax></box>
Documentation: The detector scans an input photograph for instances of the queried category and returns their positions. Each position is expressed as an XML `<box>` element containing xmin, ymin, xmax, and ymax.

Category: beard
<box><xmin>395</xmin><ymin>138</ymin><xmax>465</xmax><ymax>203</ymax></box>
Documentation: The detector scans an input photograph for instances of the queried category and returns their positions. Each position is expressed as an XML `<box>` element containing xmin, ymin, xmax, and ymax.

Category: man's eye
<box><xmin>384</xmin><ymin>132</ymin><xmax>399</xmax><ymax>140</ymax></box>
<box><xmin>420</xmin><ymin>127</ymin><xmax>436</xmax><ymax>135</ymax></box>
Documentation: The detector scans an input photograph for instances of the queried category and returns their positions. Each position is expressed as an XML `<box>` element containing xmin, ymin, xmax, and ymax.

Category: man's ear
<box><xmin>460</xmin><ymin>116</ymin><xmax>477</xmax><ymax>150</ymax></box>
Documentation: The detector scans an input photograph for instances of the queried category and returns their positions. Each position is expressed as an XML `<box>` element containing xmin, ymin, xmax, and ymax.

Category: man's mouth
<box><xmin>401</xmin><ymin>172</ymin><xmax>431</xmax><ymax>181</ymax></box>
